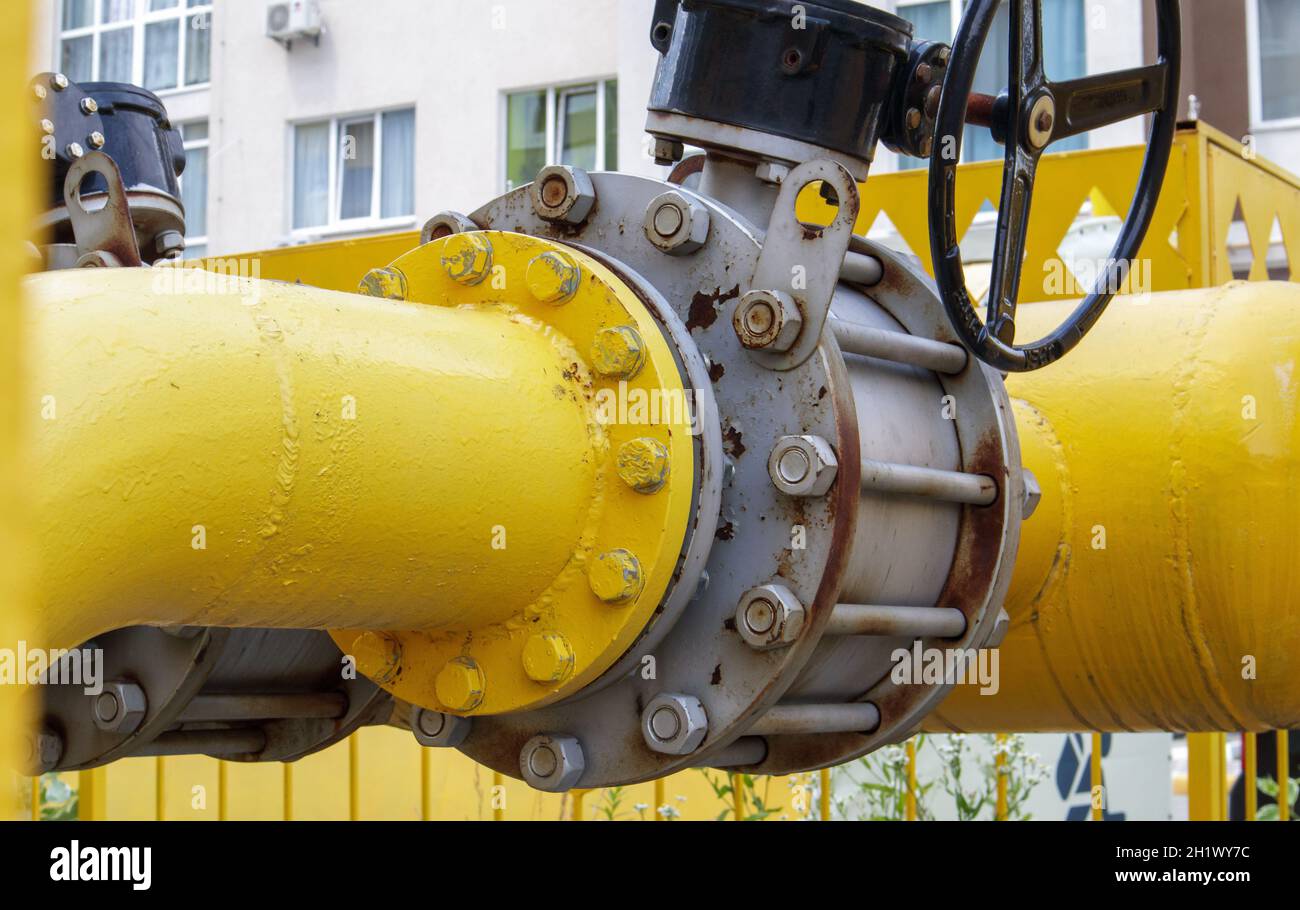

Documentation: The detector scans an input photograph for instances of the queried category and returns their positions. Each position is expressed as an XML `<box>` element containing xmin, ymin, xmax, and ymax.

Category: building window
<box><xmin>292</xmin><ymin>108</ymin><xmax>417</xmax><ymax>232</ymax></box>
<box><xmin>59</xmin><ymin>0</ymin><xmax>212</xmax><ymax>92</ymax></box>
<box><xmin>1251</xmin><ymin>0</ymin><xmax>1300</xmax><ymax>124</ymax></box>
<box><xmin>504</xmin><ymin>79</ymin><xmax>618</xmax><ymax>192</ymax></box>
<box><xmin>180</xmin><ymin>120</ymin><xmax>208</xmax><ymax>259</ymax></box>
<box><xmin>895</xmin><ymin>0</ymin><xmax>1086</xmax><ymax>168</ymax></box>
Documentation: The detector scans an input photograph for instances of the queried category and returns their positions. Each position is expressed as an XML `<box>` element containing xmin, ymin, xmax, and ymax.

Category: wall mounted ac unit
<box><xmin>267</xmin><ymin>0</ymin><xmax>322</xmax><ymax>49</ymax></box>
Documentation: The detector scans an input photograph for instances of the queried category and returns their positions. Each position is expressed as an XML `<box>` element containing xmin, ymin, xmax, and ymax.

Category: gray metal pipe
<box><xmin>747</xmin><ymin>703</ymin><xmax>880</xmax><ymax>736</ymax></box>
<box><xmin>860</xmin><ymin>457</ymin><xmax>997</xmax><ymax>506</ymax></box>
<box><xmin>178</xmin><ymin>693</ymin><xmax>348</xmax><ymax>723</ymax></box>
<box><xmin>699</xmin><ymin>736</ymin><xmax>769</xmax><ymax>769</ymax></box>
<box><xmin>826</xmin><ymin>604</ymin><xmax>967</xmax><ymax>639</ymax></box>
<box><xmin>831</xmin><ymin>318</ymin><xmax>969</xmax><ymax>375</ymax></box>
<box><xmin>138</xmin><ymin>728</ymin><xmax>268</xmax><ymax>758</ymax></box>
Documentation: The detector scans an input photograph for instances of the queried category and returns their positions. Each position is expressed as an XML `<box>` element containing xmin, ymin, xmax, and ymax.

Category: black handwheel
<box><xmin>928</xmin><ymin>0</ymin><xmax>1182</xmax><ymax>373</ymax></box>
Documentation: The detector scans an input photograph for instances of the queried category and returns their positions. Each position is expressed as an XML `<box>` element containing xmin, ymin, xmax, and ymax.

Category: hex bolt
<box><xmin>420</xmin><ymin>210</ymin><xmax>477</xmax><ymax>245</ymax></box>
<box><xmin>736</xmin><ymin>584</ymin><xmax>807</xmax><ymax>651</ymax></box>
<box><xmin>651</xmin><ymin>137</ymin><xmax>685</xmax><ymax>166</ymax></box>
<box><xmin>643</xmin><ymin>191</ymin><xmax>710</xmax><ymax>256</ymax></box>
<box><xmin>88</xmin><ymin>131</ymin><xmax>105</xmax><ymax>149</ymax></box>
<box><xmin>906</xmin><ymin>108</ymin><xmax>923</xmax><ymax>130</ymax></box>
<box><xmin>768</xmin><ymin>435</ymin><xmax>839</xmax><ymax>498</ymax></box>
<box><xmin>350</xmin><ymin>630</ymin><xmax>403</xmax><ymax>684</ymax></box>
<box><xmin>1022</xmin><ymin>468</ymin><xmax>1042</xmax><ymax>520</ymax></box>
<box><xmin>410</xmin><ymin>706</ymin><xmax>472</xmax><ymax>748</ymax></box>
<box><xmin>754</xmin><ymin>160</ymin><xmax>791</xmax><ymax>185</ymax></box>
<box><xmin>588</xmin><ymin>548</ymin><xmax>645</xmax><ymax>605</ymax></box>
<box><xmin>440</xmin><ymin>233</ymin><xmax>493</xmax><ymax>286</ymax></box>
<box><xmin>51</xmin><ymin>73</ymin><xmax>70</xmax><ymax>91</ymax></box>
<box><xmin>435</xmin><ymin>657</ymin><xmax>486</xmax><ymax>712</ymax></box>
<box><xmin>530</xmin><ymin>164</ymin><xmax>596</xmax><ymax>226</ymax></box>
<box><xmin>358</xmin><ymin>267</ymin><xmax>409</xmax><ymax>301</ymax></box>
<box><xmin>641</xmin><ymin>693</ymin><xmax>708</xmax><ymax>755</ymax></box>
<box><xmin>65</xmin><ymin>142</ymin><xmax>84</xmax><ymax>159</ymax></box>
<box><xmin>914</xmin><ymin>62</ymin><xmax>934</xmax><ymax>83</ymax></box>
<box><xmin>616</xmin><ymin>437</ymin><xmax>670</xmax><ymax>494</ymax></box>
<box><xmin>91</xmin><ymin>680</ymin><xmax>148</xmax><ymax>734</ymax></box>
<box><xmin>591</xmin><ymin>325</ymin><xmax>647</xmax><ymax>380</ymax></box>
<box><xmin>525</xmin><ymin>251</ymin><xmax>582</xmax><ymax>305</ymax></box>
<box><xmin>80</xmin><ymin>97</ymin><xmax>99</xmax><ymax>115</ymax></box>
<box><xmin>32</xmin><ymin>83</ymin><xmax>47</xmax><ymax>101</ymax></box>
<box><xmin>39</xmin><ymin>119</ymin><xmax>54</xmax><ymax>135</ymax></box>
<box><xmin>519</xmin><ymin>734</ymin><xmax>586</xmax><ymax>792</ymax></box>
<box><xmin>522</xmin><ymin>632</ymin><xmax>575</xmax><ymax>683</ymax></box>
<box><xmin>733</xmin><ymin>289</ymin><xmax>802</xmax><ymax>352</ymax></box>
<box><xmin>155</xmin><ymin>230</ymin><xmax>185</xmax><ymax>259</ymax></box>
<box><xmin>25</xmin><ymin>729</ymin><xmax>64</xmax><ymax>775</ymax></box>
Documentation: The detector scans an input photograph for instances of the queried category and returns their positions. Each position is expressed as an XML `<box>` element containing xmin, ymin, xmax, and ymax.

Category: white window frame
<box><xmin>57</xmin><ymin>0</ymin><xmax>213</xmax><ymax>97</ymax></box>
<box><xmin>500</xmin><ymin>77</ymin><xmax>617</xmax><ymax>192</ymax></box>
<box><xmin>1246</xmin><ymin>0</ymin><xmax>1300</xmax><ymax>132</ymax></box>
<box><xmin>288</xmin><ymin>106</ymin><xmax>418</xmax><ymax>239</ymax></box>
<box><xmin>179</xmin><ymin>120</ymin><xmax>208</xmax><ymax>254</ymax></box>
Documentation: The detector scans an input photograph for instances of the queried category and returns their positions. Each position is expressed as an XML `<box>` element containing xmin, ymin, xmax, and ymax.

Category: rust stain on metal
<box><xmin>687</xmin><ymin>285</ymin><xmax>740</xmax><ymax>333</ymax></box>
<box><xmin>722</xmin><ymin>424</ymin><xmax>746</xmax><ymax>458</ymax></box>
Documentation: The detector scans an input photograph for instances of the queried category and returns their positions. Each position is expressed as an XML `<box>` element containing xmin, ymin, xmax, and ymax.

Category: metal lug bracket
<box><xmin>63</xmin><ymin>150</ymin><xmax>144</xmax><ymax>268</ymax></box>
<box><xmin>745</xmin><ymin>158</ymin><xmax>860</xmax><ymax>371</ymax></box>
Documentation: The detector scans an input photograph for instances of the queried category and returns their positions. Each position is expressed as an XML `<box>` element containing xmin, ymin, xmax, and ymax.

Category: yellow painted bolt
<box><xmin>351</xmin><ymin>631</ymin><xmax>402</xmax><ymax>684</ymax></box>
<box><xmin>436</xmin><ymin>657</ymin><xmax>486</xmax><ymax>712</ymax></box>
<box><xmin>440</xmin><ymin>233</ymin><xmax>493</xmax><ymax>286</ymax></box>
<box><xmin>522</xmin><ymin>632</ymin><xmax>576</xmax><ymax>683</ymax></box>
<box><xmin>617</xmin><ymin>438</ymin><xmax>671</xmax><ymax>494</ymax></box>
<box><xmin>588</xmin><ymin>549</ymin><xmax>645</xmax><ymax>605</ymax></box>
<box><xmin>359</xmin><ymin>267</ymin><xmax>408</xmax><ymax>300</ymax></box>
<box><xmin>526</xmin><ymin>251</ymin><xmax>582</xmax><ymax>304</ymax></box>
<box><xmin>591</xmin><ymin>325</ymin><xmax>647</xmax><ymax>380</ymax></box>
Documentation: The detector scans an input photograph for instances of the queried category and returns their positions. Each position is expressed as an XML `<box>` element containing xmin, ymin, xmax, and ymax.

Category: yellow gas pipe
<box><xmin>20</xmin><ymin>253</ymin><xmax>1300</xmax><ymax>736</ymax></box>
<box><xmin>24</xmin><ymin>231</ymin><xmax>696</xmax><ymax>719</ymax></box>
<box><xmin>934</xmin><ymin>282</ymin><xmax>1300</xmax><ymax>733</ymax></box>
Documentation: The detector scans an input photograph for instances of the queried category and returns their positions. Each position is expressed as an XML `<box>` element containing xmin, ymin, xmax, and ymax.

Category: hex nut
<box><xmin>733</xmin><ymin>289</ymin><xmax>803</xmax><ymax>352</ymax></box>
<box><xmin>350</xmin><ymin>630</ymin><xmax>403</xmax><ymax>683</ymax></box>
<box><xmin>80</xmin><ymin>97</ymin><xmax>98</xmax><ymax>114</ymax></box>
<box><xmin>92</xmin><ymin>680</ymin><xmax>147</xmax><ymax>734</ymax></box>
<box><xmin>530</xmin><ymin>165</ymin><xmax>596</xmax><ymax>226</ymax></box>
<box><xmin>435</xmin><ymin>657</ymin><xmax>486</xmax><ymax>712</ymax></box>
<box><xmin>616</xmin><ymin>437</ymin><xmax>670</xmax><ymax>494</ymax></box>
<box><xmin>1021</xmin><ymin>468</ymin><xmax>1042</xmax><ymax>520</ymax></box>
<box><xmin>51</xmin><ymin>73</ymin><xmax>70</xmax><ymax>91</ymax></box>
<box><xmin>525</xmin><ymin>251</ymin><xmax>582</xmax><ymax>304</ymax></box>
<box><xmin>642</xmin><ymin>693</ymin><xmax>708</xmax><ymax>755</ymax></box>
<box><xmin>24</xmin><ymin>729</ymin><xmax>63</xmax><ymax>775</ymax></box>
<box><xmin>588</xmin><ymin>549</ymin><xmax>645</xmax><ymax>605</ymax></box>
<box><xmin>651</xmin><ymin>137</ymin><xmax>685</xmax><ymax>165</ymax></box>
<box><xmin>359</xmin><ymin>267</ymin><xmax>409</xmax><ymax>301</ymax></box>
<box><xmin>754</xmin><ymin>161</ymin><xmax>791</xmax><ymax>185</ymax></box>
<box><xmin>421</xmin><ymin>211</ymin><xmax>477</xmax><ymax>245</ymax></box>
<box><xmin>410</xmin><ymin>707</ymin><xmax>472</xmax><ymax>749</ymax></box>
<box><xmin>519</xmin><ymin>734</ymin><xmax>585</xmax><ymax>792</ymax></box>
<box><xmin>768</xmin><ymin>435</ymin><xmax>839</xmax><ymax>498</ymax></box>
<box><xmin>590</xmin><ymin>325</ymin><xmax>647</xmax><ymax>380</ymax></box>
<box><xmin>643</xmin><ymin>190</ymin><xmax>710</xmax><ymax>256</ymax></box>
<box><xmin>522</xmin><ymin>632</ymin><xmax>575</xmax><ymax>683</ymax></box>
<box><xmin>440</xmin><ymin>233</ymin><xmax>494</xmax><ymax>286</ymax></box>
<box><xmin>735</xmin><ymin>584</ymin><xmax>806</xmax><ymax>651</ymax></box>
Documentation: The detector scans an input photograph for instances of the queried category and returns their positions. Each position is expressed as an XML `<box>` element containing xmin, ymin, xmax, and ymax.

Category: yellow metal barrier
<box><xmin>839</xmin><ymin>122</ymin><xmax>1299</xmax><ymax>298</ymax></box>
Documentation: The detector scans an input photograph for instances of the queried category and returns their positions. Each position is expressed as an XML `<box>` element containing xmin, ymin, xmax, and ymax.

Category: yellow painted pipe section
<box><xmin>25</xmin><ymin>267</ymin><xmax>604</xmax><ymax>653</ymax></box>
<box><xmin>2</xmin><ymin>0</ymin><xmax>36</xmax><ymax>814</ymax></box>
<box><xmin>935</xmin><ymin>282</ymin><xmax>1300</xmax><ymax>733</ymax></box>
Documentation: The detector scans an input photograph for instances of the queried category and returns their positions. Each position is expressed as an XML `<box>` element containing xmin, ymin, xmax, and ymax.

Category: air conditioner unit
<box><xmin>267</xmin><ymin>0</ymin><xmax>322</xmax><ymax>48</ymax></box>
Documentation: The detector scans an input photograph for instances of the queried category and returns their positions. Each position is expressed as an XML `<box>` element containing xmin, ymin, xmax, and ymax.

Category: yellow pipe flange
<box><xmin>330</xmin><ymin>231</ymin><xmax>695</xmax><ymax>717</ymax></box>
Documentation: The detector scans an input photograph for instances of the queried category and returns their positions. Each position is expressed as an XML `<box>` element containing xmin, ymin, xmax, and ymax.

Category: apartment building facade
<box><xmin>31</xmin><ymin>0</ymin><xmax>1300</xmax><ymax>259</ymax></box>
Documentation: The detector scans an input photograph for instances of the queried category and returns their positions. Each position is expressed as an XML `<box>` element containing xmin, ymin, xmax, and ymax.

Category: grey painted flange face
<box><xmin>745</xmin><ymin>241</ymin><xmax>1025</xmax><ymax>776</ymax></box>
<box><xmin>458</xmin><ymin>172</ymin><xmax>862</xmax><ymax>788</ymax></box>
